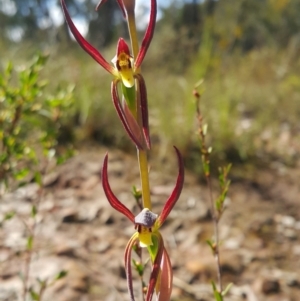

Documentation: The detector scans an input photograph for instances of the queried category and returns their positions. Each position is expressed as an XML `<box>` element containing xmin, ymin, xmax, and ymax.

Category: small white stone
<box><xmin>281</xmin><ymin>215</ymin><xmax>296</xmax><ymax>227</ymax></box>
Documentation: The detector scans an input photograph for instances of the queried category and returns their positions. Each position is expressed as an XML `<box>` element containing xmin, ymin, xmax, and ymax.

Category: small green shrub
<box><xmin>0</xmin><ymin>53</ymin><xmax>74</xmax><ymax>190</ymax></box>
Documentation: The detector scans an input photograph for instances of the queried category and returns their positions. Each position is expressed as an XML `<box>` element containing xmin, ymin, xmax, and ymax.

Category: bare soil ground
<box><xmin>0</xmin><ymin>147</ymin><xmax>300</xmax><ymax>301</ymax></box>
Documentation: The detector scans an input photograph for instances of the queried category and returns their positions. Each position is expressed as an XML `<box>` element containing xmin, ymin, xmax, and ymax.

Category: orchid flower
<box><xmin>101</xmin><ymin>146</ymin><xmax>184</xmax><ymax>301</ymax></box>
<box><xmin>60</xmin><ymin>0</ymin><xmax>157</xmax><ymax>149</ymax></box>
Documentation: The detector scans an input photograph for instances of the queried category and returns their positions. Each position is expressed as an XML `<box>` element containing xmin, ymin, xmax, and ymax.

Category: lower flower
<box><xmin>101</xmin><ymin>146</ymin><xmax>184</xmax><ymax>301</ymax></box>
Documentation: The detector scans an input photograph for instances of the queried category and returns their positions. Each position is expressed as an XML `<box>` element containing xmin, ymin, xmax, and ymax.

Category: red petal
<box><xmin>135</xmin><ymin>0</ymin><xmax>157</xmax><ymax>69</ymax></box>
<box><xmin>123</xmin><ymin>101</ymin><xmax>145</xmax><ymax>145</ymax></box>
<box><xmin>111</xmin><ymin>80</ymin><xmax>145</xmax><ymax>149</ymax></box>
<box><xmin>61</xmin><ymin>0</ymin><xmax>115</xmax><ymax>75</ymax></box>
<box><xmin>124</xmin><ymin>233</ymin><xmax>139</xmax><ymax>301</ymax></box>
<box><xmin>117</xmin><ymin>38</ymin><xmax>131</xmax><ymax>56</ymax></box>
<box><xmin>96</xmin><ymin>0</ymin><xmax>126</xmax><ymax>18</ymax></box>
<box><xmin>136</xmin><ymin>74</ymin><xmax>151</xmax><ymax>149</ymax></box>
<box><xmin>156</xmin><ymin>249</ymin><xmax>173</xmax><ymax>301</ymax></box>
<box><xmin>146</xmin><ymin>233</ymin><xmax>164</xmax><ymax>301</ymax></box>
<box><xmin>101</xmin><ymin>153</ymin><xmax>135</xmax><ymax>223</ymax></box>
<box><xmin>156</xmin><ymin>146</ymin><xmax>184</xmax><ymax>227</ymax></box>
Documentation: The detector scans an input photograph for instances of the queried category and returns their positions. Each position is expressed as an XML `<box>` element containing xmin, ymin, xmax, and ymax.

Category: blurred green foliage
<box><xmin>1</xmin><ymin>0</ymin><xmax>300</xmax><ymax>174</ymax></box>
<box><xmin>0</xmin><ymin>53</ymin><xmax>74</xmax><ymax>189</ymax></box>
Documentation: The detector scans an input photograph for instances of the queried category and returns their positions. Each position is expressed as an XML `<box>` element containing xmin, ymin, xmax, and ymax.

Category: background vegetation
<box><xmin>1</xmin><ymin>0</ymin><xmax>300</xmax><ymax>175</ymax></box>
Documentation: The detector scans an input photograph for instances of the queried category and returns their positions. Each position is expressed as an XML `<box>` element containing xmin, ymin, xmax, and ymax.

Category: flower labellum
<box><xmin>135</xmin><ymin>208</ymin><xmax>158</xmax><ymax>228</ymax></box>
<box><xmin>112</xmin><ymin>39</ymin><xmax>135</xmax><ymax>88</ymax></box>
<box><xmin>135</xmin><ymin>208</ymin><xmax>158</xmax><ymax>247</ymax></box>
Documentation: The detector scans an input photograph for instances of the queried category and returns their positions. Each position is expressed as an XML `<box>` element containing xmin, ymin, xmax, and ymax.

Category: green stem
<box><xmin>127</xmin><ymin>11</ymin><xmax>151</xmax><ymax>210</ymax></box>
<box><xmin>138</xmin><ymin>150</ymin><xmax>151</xmax><ymax>210</ymax></box>
<box><xmin>127</xmin><ymin>13</ymin><xmax>140</xmax><ymax>69</ymax></box>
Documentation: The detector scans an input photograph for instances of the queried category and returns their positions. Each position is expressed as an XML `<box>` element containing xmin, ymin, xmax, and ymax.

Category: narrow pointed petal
<box><xmin>111</xmin><ymin>80</ymin><xmax>145</xmax><ymax>149</ymax></box>
<box><xmin>135</xmin><ymin>0</ymin><xmax>157</xmax><ymax>69</ymax></box>
<box><xmin>156</xmin><ymin>146</ymin><xmax>184</xmax><ymax>227</ymax></box>
<box><xmin>136</xmin><ymin>74</ymin><xmax>151</xmax><ymax>149</ymax></box>
<box><xmin>124</xmin><ymin>233</ymin><xmax>139</xmax><ymax>301</ymax></box>
<box><xmin>101</xmin><ymin>154</ymin><xmax>135</xmax><ymax>223</ymax></box>
<box><xmin>96</xmin><ymin>0</ymin><xmax>126</xmax><ymax>18</ymax></box>
<box><xmin>156</xmin><ymin>249</ymin><xmax>173</xmax><ymax>301</ymax></box>
<box><xmin>146</xmin><ymin>233</ymin><xmax>164</xmax><ymax>301</ymax></box>
<box><xmin>61</xmin><ymin>0</ymin><xmax>116</xmax><ymax>75</ymax></box>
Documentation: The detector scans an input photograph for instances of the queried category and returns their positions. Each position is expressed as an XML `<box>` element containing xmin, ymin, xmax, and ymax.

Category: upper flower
<box><xmin>61</xmin><ymin>0</ymin><xmax>154</xmax><ymax>150</ymax></box>
<box><xmin>60</xmin><ymin>0</ymin><xmax>157</xmax><ymax>87</ymax></box>
<box><xmin>112</xmin><ymin>38</ymin><xmax>135</xmax><ymax>88</ymax></box>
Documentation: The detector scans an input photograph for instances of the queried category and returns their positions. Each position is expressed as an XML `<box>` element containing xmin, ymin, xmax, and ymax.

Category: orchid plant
<box><xmin>61</xmin><ymin>0</ymin><xmax>184</xmax><ymax>301</ymax></box>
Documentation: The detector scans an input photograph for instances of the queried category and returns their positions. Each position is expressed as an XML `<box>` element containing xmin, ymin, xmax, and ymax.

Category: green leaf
<box><xmin>214</xmin><ymin>290</ymin><xmax>223</xmax><ymax>301</ymax></box>
<box><xmin>31</xmin><ymin>205</ymin><xmax>37</xmax><ymax>218</ymax></box>
<box><xmin>206</xmin><ymin>239</ymin><xmax>215</xmax><ymax>252</ymax></box>
<box><xmin>4</xmin><ymin>211</ymin><xmax>15</xmax><ymax>221</ymax></box>
<box><xmin>5</xmin><ymin>61</ymin><xmax>13</xmax><ymax>77</ymax></box>
<box><xmin>56</xmin><ymin>148</ymin><xmax>74</xmax><ymax>165</ymax></box>
<box><xmin>132</xmin><ymin>185</ymin><xmax>142</xmax><ymax>203</ymax></box>
<box><xmin>56</xmin><ymin>155</ymin><xmax>68</xmax><ymax>165</ymax></box>
<box><xmin>29</xmin><ymin>288</ymin><xmax>40</xmax><ymax>301</ymax></box>
<box><xmin>34</xmin><ymin>171</ymin><xmax>42</xmax><ymax>187</ymax></box>
<box><xmin>203</xmin><ymin>160</ymin><xmax>210</xmax><ymax>176</ymax></box>
<box><xmin>18</xmin><ymin>181</ymin><xmax>29</xmax><ymax>188</ymax></box>
<box><xmin>211</xmin><ymin>281</ymin><xmax>223</xmax><ymax>301</ymax></box>
<box><xmin>55</xmin><ymin>270</ymin><xmax>68</xmax><ymax>280</ymax></box>
<box><xmin>47</xmin><ymin>98</ymin><xmax>65</xmax><ymax>108</ymax></box>
<box><xmin>28</xmin><ymin>70</ymin><xmax>38</xmax><ymax>86</ymax></box>
<box><xmin>215</xmin><ymin>198</ymin><xmax>222</xmax><ymax>211</ymax></box>
<box><xmin>203</xmin><ymin>123</ymin><xmax>208</xmax><ymax>136</ymax></box>
<box><xmin>27</xmin><ymin>235</ymin><xmax>33</xmax><ymax>251</ymax></box>
<box><xmin>132</xmin><ymin>259</ymin><xmax>144</xmax><ymax>276</ymax></box>
<box><xmin>35</xmin><ymin>53</ymin><xmax>49</xmax><ymax>67</ymax></box>
<box><xmin>14</xmin><ymin>168</ymin><xmax>30</xmax><ymax>180</ymax></box>
<box><xmin>222</xmin><ymin>283</ymin><xmax>233</xmax><ymax>296</ymax></box>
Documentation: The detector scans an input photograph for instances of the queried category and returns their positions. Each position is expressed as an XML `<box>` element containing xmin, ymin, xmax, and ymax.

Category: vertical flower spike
<box><xmin>61</xmin><ymin>0</ymin><xmax>117</xmax><ymax>76</ymax></box>
<box><xmin>101</xmin><ymin>154</ymin><xmax>135</xmax><ymax>223</ymax></box>
<box><xmin>134</xmin><ymin>0</ymin><xmax>157</xmax><ymax>70</ymax></box>
<box><xmin>156</xmin><ymin>147</ymin><xmax>184</xmax><ymax>228</ymax></box>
